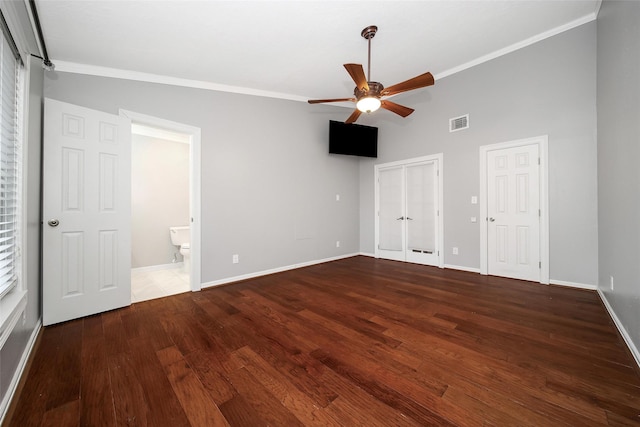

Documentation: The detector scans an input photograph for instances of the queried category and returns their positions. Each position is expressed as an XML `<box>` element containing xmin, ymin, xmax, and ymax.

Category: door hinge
<box><xmin>539</xmin><ymin>261</ymin><xmax>542</xmax><ymax>269</ymax></box>
<box><xmin>539</xmin><ymin>209</ymin><xmax>541</xmax><ymax>217</ymax></box>
<box><xmin>437</xmin><ymin>169</ymin><xmax>440</xmax><ymax>177</ymax></box>
<box><xmin>538</xmin><ymin>158</ymin><xmax>541</xmax><ymax>165</ymax></box>
<box><xmin>437</xmin><ymin>251</ymin><xmax>440</xmax><ymax>256</ymax></box>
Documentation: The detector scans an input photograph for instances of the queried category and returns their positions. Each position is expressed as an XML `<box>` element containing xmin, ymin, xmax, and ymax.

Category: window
<box><xmin>0</xmin><ymin>23</ymin><xmax>21</xmax><ymax>300</ymax></box>
<box><xmin>0</xmin><ymin>12</ymin><xmax>23</xmax><ymax>304</ymax></box>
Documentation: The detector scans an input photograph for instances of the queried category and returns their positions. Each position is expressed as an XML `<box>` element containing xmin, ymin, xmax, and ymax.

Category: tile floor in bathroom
<box><xmin>131</xmin><ymin>265</ymin><xmax>191</xmax><ymax>303</ymax></box>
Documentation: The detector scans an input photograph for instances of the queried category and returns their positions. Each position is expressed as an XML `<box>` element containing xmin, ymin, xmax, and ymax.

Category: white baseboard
<box><xmin>0</xmin><ymin>319</ymin><xmax>42</xmax><ymax>424</ymax></box>
<box><xmin>131</xmin><ymin>262</ymin><xmax>182</xmax><ymax>273</ymax></box>
<box><xmin>597</xmin><ymin>289</ymin><xmax>640</xmax><ymax>369</ymax></box>
<box><xmin>444</xmin><ymin>264</ymin><xmax>481</xmax><ymax>274</ymax></box>
<box><xmin>359</xmin><ymin>252</ymin><xmax>375</xmax><ymax>257</ymax></box>
<box><xmin>201</xmin><ymin>253</ymin><xmax>360</xmax><ymax>289</ymax></box>
<box><xmin>549</xmin><ymin>279</ymin><xmax>597</xmax><ymax>290</ymax></box>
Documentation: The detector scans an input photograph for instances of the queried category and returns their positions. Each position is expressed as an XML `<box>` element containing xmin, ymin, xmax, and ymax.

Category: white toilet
<box><xmin>169</xmin><ymin>226</ymin><xmax>190</xmax><ymax>274</ymax></box>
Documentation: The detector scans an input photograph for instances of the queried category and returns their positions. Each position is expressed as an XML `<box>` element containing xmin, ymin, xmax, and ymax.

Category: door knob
<box><xmin>48</xmin><ymin>219</ymin><xmax>60</xmax><ymax>227</ymax></box>
<box><xmin>488</xmin><ymin>217</ymin><xmax>495</xmax><ymax>222</ymax></box>
<box><xmin>396</xmin><ymin>216</ymin><xmax>405</xmax><ymax>220</ymax></box>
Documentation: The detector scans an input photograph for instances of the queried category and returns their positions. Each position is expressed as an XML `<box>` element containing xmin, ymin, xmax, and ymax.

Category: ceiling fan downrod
<box><xmin>361</xmin><ymin>25</ymin><xmax>377</xmax><ymax>82</ymax></box>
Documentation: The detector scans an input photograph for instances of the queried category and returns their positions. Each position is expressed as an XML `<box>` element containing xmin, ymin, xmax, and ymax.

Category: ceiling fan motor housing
<box><xmin>354</xmin><ymin>81</ymin><xmax>384</xmax><ymax>100</ymax></box>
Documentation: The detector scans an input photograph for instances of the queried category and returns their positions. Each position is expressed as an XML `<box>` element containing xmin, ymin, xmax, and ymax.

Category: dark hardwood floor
<box><xmin>5</xmin><ymin>256</ymin><xmax>640</xmax><ymax>426</ymax></box>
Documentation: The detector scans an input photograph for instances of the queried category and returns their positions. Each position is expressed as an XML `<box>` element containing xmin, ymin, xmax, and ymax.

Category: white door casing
<box><xmin>480</xmin><ymin>135</ymin><xmax>549</xmax><ymax>284</ymax></box>
<box><xmin>375</xmin><ymin>154</ymin><xmax>444</xmax><ymax>267</ymax></box>
<box><xmin>43</xmin><ymin>99</ymin><xmax>132</xmax><ymax>325</ymax></box>
<box><xmin>119</xmin><ymin>109</ymin><xmax>202</xmax><ymax>292</ymax></box>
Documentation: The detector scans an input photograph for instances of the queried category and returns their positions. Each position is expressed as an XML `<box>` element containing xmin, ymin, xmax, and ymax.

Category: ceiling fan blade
<box><xmin>307</xmin><ymin>98</ymin><xmax>355</xmax><ymax>104</ymax></box>
<box><xmin>344</xmin><ymin>64</ymin><xmax>369</xmax><ymax>91</ymax></box>
<box><xmin>381</xmin><ymin>100</ymin><xmax>415</xmax><ymax>117</ymax></box>
<box><xmin>381</xmin><ymin>72</ymin><xmax>434</xmax><ymax>96</ymax></box>
<box><xmin>345</xmin><ymin>109</ymin><xmax>362</xmax><ymax>124</ymax></box>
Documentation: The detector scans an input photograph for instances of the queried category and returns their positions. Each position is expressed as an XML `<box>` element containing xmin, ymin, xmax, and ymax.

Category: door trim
<box><xmin>119</xmin><ymin>109</ymin><xmax>202</xmax><ymax>292</ymax></box>
<box><xmin>479</xmin><ymin>135</ymin><xmax>549</xmax><ymax>284</ymax></box>
<box><xmin>374</xmin><ymin>153</ymin><xmax>444</xmax><ymax>268</ymax></box>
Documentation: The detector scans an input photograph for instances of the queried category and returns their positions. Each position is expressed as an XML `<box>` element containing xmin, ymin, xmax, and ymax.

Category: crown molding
<box><xmin>434</xmin><ymin>12</ymin><xmax>598</xmax><ymax>81</ymax></box>
<box><xmin>53</xmin><ymin>60</ymin><xmax>309</xmax><ymax>103</ymax></box>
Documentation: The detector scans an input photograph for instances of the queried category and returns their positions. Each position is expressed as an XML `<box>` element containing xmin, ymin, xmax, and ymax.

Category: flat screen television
<box><xmin>329</xmin><ymin>120</ymin><xmax>378</xmax><ymax>158</ymax></box>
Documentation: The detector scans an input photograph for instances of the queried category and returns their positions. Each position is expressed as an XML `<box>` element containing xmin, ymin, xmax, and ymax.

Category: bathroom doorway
<box><xmin>121</xmin><ymin>110</ymin><xmax>202</xmax><ymax>302</ymax></box>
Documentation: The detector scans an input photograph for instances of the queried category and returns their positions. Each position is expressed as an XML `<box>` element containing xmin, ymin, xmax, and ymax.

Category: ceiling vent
<box><xmin>449</xmin><ymin>114</ymin><xmax>469</xmax><ymax>132</ymax></box>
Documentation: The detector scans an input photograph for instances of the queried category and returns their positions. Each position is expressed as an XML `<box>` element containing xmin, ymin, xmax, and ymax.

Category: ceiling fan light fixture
<box><xmin>356</xmin><ymin>96</ymin><xmax>381</xmax><ymax>113</ymax></box>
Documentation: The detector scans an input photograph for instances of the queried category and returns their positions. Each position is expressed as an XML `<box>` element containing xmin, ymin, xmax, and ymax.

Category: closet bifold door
<box><xmin>377</xmin><ymin>166</ymin><xmax>406</xmax><ymax>261</ymax></box>
<box><xmin>375</xmin><ymin>157</ymin><xmax>441</xmax><ymax>267</ymax></box>
<box><xmin>405</xmin><ymin>162</ymin><xmax>438</xmax><ymax>265</ymax></box>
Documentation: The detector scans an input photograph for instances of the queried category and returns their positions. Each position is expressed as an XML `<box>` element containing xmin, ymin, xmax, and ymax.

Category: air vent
<box><xmin>449</xmin><ymin>114</ymin><xmax>469</xmax><ymax>132</ymax></box>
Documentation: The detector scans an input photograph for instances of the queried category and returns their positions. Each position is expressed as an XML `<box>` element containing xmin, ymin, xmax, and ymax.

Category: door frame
<box><xmin>120</xmin><ymin>109</ymin><xmax>202</xmax><ymax>292</ymax></box>
<box><xmin>374</xmin><ymin>153</ymin><xmax>444</xmax><ymax>268</ymax></box>
<box><xmin>479</xmin><ymin>135</ymin><xmax>549</xmax><ymax>284</ymax></box>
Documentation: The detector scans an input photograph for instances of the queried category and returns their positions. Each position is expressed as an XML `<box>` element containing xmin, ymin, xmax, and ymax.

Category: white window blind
<box><xmin>0</xmin><ymin>13</ymin><xmax>22</xmax><ymax>299</ymax></box>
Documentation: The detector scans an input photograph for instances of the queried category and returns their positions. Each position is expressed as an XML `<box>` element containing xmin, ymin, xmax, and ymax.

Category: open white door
<box><xmin>43</xmin><ymin>99</ymin><xmax>132</xmax><ymax>326</ymax></box>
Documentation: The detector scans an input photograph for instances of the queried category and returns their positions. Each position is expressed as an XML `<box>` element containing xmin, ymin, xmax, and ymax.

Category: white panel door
<box><xmin>376</xmin><ymin>158</ymin><xmax>441</xmax><ymax>267</ymax></box>
<box><xmin>487</xmin><ymin>144</ymin><xmax>540</xmax><ymax>281</ymax></box>
<box><xmin>43</xmin><ymin>99</ymin><xmax>131</xmax><ymax>326</ymax></box>
<box><xmin>377</xmin><ymin>166</ymin><xmax>405</xmax><ymax>262</ymax></box>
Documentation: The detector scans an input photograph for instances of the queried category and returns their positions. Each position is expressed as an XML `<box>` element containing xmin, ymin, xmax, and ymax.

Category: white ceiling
<box><xmin>35</xmin><ymin>0</ymin><xmax>601</xmax><ymax>103</ymax></box>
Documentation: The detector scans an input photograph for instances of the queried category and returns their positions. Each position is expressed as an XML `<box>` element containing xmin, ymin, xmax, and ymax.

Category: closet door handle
<box><xmin>406</xmin><ymin>217</ymin><xmax>413</xmax><ymax>221</ymax></box>
<box><xmin>396</xmin><ymin>216</ymin><xmax>405</xmax><ymax>220</ymax></box>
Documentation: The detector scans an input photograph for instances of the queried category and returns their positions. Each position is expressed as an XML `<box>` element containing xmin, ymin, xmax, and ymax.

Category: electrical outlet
<box><xmin>610</xmin><ymin>275</ymin><xmax>614</xmax><ymax>291</ymax></box>
<box><xmin>336</xmin><ymin>194</ymin><xmax>340</xmax><ymax>201</ymax></box>
<box><xmin>452</xmin><ymin>247</ymin><xmax>459</xmax><ymax>255</ymax></box>
<box><xmin>336</xmin><ymin>241</ymin><xmax>340</xmax><ymax>248</ymax></box>
<box><xmin>232</xmin><ymin>254</ymin><xmax>239</xmax><ymax>264</ymax></box>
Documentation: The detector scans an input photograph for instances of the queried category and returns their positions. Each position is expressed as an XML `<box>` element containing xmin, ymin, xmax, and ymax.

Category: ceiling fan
<box><xmin>308</xmin><ymin>25</ymin><xmax>435</xmax><ymax>124</ymax></box>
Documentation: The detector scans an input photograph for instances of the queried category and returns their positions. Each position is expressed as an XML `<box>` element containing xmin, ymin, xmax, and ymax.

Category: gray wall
<box><xmin>359</xmin><ymin>22</ymin><xmax>599</xmax><ymax>286</ymax></box>
<box><xmin>597</xmin><ymin>1</ymin><xmax>640</xmax><ymax>358</ymax></box>
<box><xmin>44</xmin><ymin>75</ymin><xmax>361</xmax><ymax>284</ymax></box>
<box><xmin>131</xmin><ymin>134</ymin><xmax>190</xmax><ymax>268</ymax></box>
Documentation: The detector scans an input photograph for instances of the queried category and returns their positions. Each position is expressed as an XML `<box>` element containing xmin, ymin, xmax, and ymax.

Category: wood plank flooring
<box><xmin>5</xmin><ymin>256</ymin><xmax>640</xmax><ymax>426</ymax></box>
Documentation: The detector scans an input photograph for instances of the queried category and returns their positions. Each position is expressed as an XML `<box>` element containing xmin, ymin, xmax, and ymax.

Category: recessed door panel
<box><xmin>62</xmin><ymin>148</ymin><xmax>84</xmax><ymax>212</ymax></box>
<box><xmin>99</xmin><ymin>230</ymin><xmax>118</xmax><ymax>290</ymax></box>
<box><xmin>99</xmin><ymin>153</ymin><xmax>117</xmax><ymax>212</ymax></box>
<box><xmin>61</xmin><ymin>232</ymin><xmax>84</xmax><ymax>297</ymax></box>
